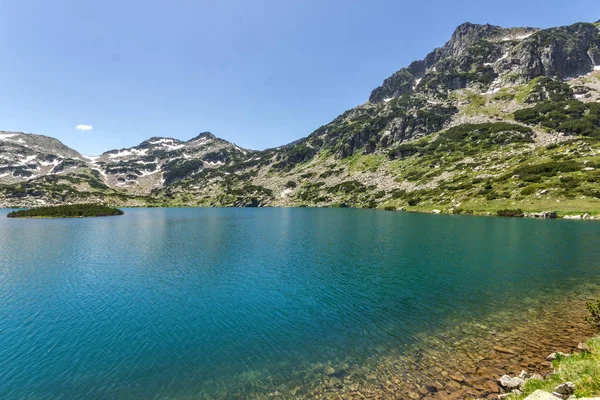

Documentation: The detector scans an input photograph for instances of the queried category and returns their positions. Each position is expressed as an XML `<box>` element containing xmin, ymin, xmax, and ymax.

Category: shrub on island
<box><xmin>7</xmin><ymin>204</ymin><xmax>124</xmax><ymax>218</ymax></box>
<box><xmin>496</xmin><ymin>209</ymin><xmax>524</xmax><ymax>218</ymax></box>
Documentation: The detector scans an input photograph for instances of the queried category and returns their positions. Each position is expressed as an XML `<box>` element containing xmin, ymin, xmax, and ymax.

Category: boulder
<box><xmin>432</xmin><ymin>209</ymin><xmax>442</xmax><ymax>214</ymax></box>
<box><xmin>577</xmin><ymin>342</ymin><xmax>590</xmax><ymax>352</ymax></box>
<box><xmin>528</xmin><ymin>373</ymin><xmax>544</xmax><ymax>381</ymax></box>
<box><xmin>562</xmin><ymin>215</ymin><xmax>582</xmax><ymax>220</ymax></box>
<box><xmin>553</xmin><ymin>382</ymin><xmax>575</xmax><ymax>398</ymax></box>
<box><xmin>498</xmin><ymin>374</ymin><xmax>525</xmax><ymax>389</ymax></box>
<box><xmin>583</xmin><ymin>213</ymin><xmax>591</xmax><ymax>219</ymax></box>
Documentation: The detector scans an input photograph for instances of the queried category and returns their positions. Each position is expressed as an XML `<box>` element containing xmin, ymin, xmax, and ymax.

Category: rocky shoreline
<box><xmin>493</xmin><ymin>344</ymin><xmax>595</xmax><ymax>399</ymax></box>
<box><xmin>208</xmin><ymin>287</ymin><xmax>600</xmax><ymax>399</ymax></box>
<box><xmin>396</xmin><ymin>208</ymin><xmax>600</xmax><ymax>221</ymax></box>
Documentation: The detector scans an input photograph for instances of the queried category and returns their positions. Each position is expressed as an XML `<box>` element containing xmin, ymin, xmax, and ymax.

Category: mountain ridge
<box><xmin>2</xmin><ymin>19</ymin><xmax>600</xmax><ymax>215</ymax></box>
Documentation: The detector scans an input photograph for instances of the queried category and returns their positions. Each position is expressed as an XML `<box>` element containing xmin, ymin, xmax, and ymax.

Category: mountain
<box><xmin>0</xmin><ymin>131</ymin><xmax>84</xmax><ymax>183</ymax></box>
<box><xmin>2</xmin><ymin>20</ymin><xmax>600</xmax><ymax>215</ymax></box>
<box><xmin>90</xmin><ymin>132</ymin><xmax>252</xmax><ymax>195</ymax></box>
<box><xmin>0</xmin><ymin>131</ymin><xmax>253</xmax><ymax>207</ymax></box>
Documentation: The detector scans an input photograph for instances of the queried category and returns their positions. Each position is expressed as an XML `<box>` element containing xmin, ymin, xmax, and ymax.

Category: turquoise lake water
<box><xmin>1</xmin><ymin>208</ymin><xmax>600</xmax><ymax>398</ymax></box>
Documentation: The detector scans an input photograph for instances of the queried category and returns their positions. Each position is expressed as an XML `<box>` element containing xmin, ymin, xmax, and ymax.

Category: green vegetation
<box><xmin>509</xmin><ymin>336</ymin><xmax>600</xmax><ymax>399</ymax></box>
<box><xmin>510</xmin><ymin>160</ymin><xmax>581</xmax><ymax>182</ymax></box>
<box><xmin>586</xmin><ymin>298</ymin><xmax>600</xmax><ymax>327</ymax></box>
<box><xmin>514</xmin><ymin>101</ymin><xmax>600</xmax><ymax>138</ymax></box>
<box><xmin>497</xmin><ymin>209</ymin><xmax>524</xmax><ymax>217</ymax></box>
<box><xmin>7</xmin><ymin>204</ymin><xmax>124</xmax><ymax>218</ymax></box>
<box><xmin>524</xmin><ymin>77</ymin><xmax>573</xmax><ymax>103</ymax></box>
<box><xmin>389</xmin><ymin>122</ymin><xmax>533</xmax><ymax>161</ymax></box>
<box><xmin>163</xmin><ymin>159</ymin><xmax>204</xmax><ymax>185</ymax></box>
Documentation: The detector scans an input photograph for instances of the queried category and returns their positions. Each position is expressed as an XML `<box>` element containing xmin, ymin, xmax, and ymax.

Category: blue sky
<box><xmin>0</xmin><ymin>1</ymin><xmax>598</xmax><ymax>155</ymax></box>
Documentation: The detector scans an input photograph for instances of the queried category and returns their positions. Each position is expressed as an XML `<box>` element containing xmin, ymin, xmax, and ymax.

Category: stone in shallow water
<box><xmin>494</xmin><ymin>346</ymin><xmax>517</xmax><ymax>355</ymax></box>
<box><xmin>444</xmin><ymin>379</ymin><xmax>462</xmax><ymax>391</ymax></box>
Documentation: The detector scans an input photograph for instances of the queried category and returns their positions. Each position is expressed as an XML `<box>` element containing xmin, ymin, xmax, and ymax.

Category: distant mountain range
<box><xmin>2</xmin><ymin>20</ymin><xmax>600</xmax><ymax>215</ymax></box>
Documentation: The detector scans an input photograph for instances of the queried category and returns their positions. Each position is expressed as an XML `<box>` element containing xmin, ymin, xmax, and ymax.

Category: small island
<box><xmin>7</xmin><ymin>204</ymin><xmax>124</xmax><ymax>218</ymax></box>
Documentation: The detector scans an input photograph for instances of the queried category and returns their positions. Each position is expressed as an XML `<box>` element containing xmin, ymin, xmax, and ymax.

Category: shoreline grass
<box><xmin>508</xmin><ymin>336</ymin><xmax>600</xmax><ymax>399</ymax></box>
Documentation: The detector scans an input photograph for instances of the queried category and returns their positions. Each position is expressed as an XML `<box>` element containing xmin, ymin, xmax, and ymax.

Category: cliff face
<box><xmin>370</xmin><ymin>22</ymin><xmax>600</xmax><ymax>103</ymax></box>
<box><xmin>2</xmin><ymin>20</ymin><xmax>600</xmax><ymax>213</ymax></box>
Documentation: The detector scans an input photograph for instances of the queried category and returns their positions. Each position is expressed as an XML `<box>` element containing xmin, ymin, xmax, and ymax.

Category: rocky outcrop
<box><xmin>525</xmin><ymin>211</ymin><xmax>557</xmax><ymax>219</ymax></box>
<box><xmin>502</xmin><ymin>23</ymin><xmax>600</xmax><ymax>81</ymax></box>
<box><xmin>370</xmin><ymin>22</ymin><xmax>599</xmax><ymax>103</ymax></box>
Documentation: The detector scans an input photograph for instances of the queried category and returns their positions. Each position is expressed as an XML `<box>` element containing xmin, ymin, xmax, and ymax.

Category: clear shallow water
<box><xmin>0</xmin><ymin>208</ymin><xmax>600</xmax><ymax>399</ymax></box>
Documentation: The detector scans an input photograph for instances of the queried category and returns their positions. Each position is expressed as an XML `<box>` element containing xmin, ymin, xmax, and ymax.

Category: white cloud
<box><xmin>76</xmin><ymin>124</ymin><xmax>93</xmax><ymax>131</ymax></box>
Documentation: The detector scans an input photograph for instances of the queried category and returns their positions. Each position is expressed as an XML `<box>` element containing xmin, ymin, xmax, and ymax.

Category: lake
<box><xmin>1</xmin><ymin>208</ymin><xmax>599</xmax><ymax>399</ymax></box>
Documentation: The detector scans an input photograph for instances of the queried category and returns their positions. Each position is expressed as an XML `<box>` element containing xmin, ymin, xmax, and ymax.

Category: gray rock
<box><xmin>519</xmin><ymin>370</ymin><xmax>529</xmax><ymax>380</ymax></box>
<box><xmin>523</xmin><ymin>390</ymin><xmax>561</xmax><ymax>400</ymax></box>
<box><xmin>583</xmin><ymin>213</ymin><xmax>591</xmax><ymax>219</ymax></box>
<box><xmin>577</xmin><ymin>342</ymin><xmax>590</xmax><ymax>352</ymax></box>
<box><xmin>525</xmin><ymin>211</ymin><xmax>557</xmax><ymax>219</ymax></box>
<box><xmin>498</xmin><ymin>374</ymin><xmax>525</xmax><ymax>389</ymax></box>
<box><xmin>553</xmin><ymin>382</ymin><xmax>575</xmax><ymax>397</ymax></box>
<box><xmin>528</xmin><ymin>373</ymin><xmax>544</xmax><ymax>381</ymax></box>
<box><xmin>546</xmin><ymin>352</ymin><xmax>571</xmax><ymax>361</ymax></box>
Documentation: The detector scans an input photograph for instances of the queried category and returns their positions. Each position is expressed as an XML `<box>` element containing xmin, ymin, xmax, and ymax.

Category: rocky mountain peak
<box><xmin>368</xmin><ymin>21</ymin><xmax>599</xmax><ymax>103</ymax></box>
<box><xmin>445</xmin><ymin>22</ymin><xmax>503</xmax><ymax>56</ymax></box>
<box><xmin>189</xmin><ymin>132</ymin><xmax>216</xmax><ymax>142</ymax></box>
